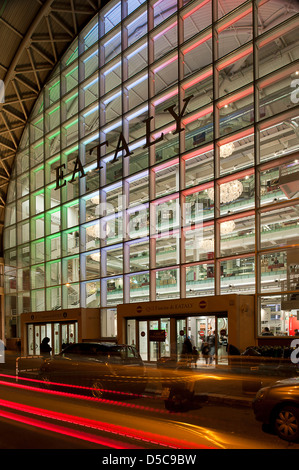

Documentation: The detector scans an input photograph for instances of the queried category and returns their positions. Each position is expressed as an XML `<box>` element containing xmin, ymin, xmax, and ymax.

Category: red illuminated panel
<box><xmin>154</xmin><ymin>54</ymin><xmax>178</xmax><ymax>74</ymax></box>
<box><xmin>153</xmin><ymin>21</ymin><xmax>177</xmax><ymax>40</ymax></box>
<box><xmin>183</xmin><ymin>220</ymin><xmax>214</xmax><ymax>233</ymax></box>
<box><xmin>153</xmin><ymin>88</ymin><xmax>178</xmax><ymax>106</ymax></box>
<box><xmin>218</xmin><ymin>128</ymin><xmax>253</xmax><ymax>146</ymax></box>
<box><xmin>182</xmin><ymin>32</ymin><xmax>212</xmax><ymax>55</ymax></box>
<box><xmin>218</xmin><ymin>209</ymin><xmax>255</xmax><ymax>223</ymax></box>
<box><xmin>218</xmin><ymin>86</ymin><xmax>253</xmax><ymax>109</ymax></box>
<box><xmin>151</xmin><ymin>193</ymin><xmax>179</xmax><ymax>206</ymax></box>
<box><xmin>153</xmin><ymin>158</ymin><xmax>179</xmax><ymax>172</ymax></box>
<box><xmin>217</xmin><ymin>6</ymin><xmax>252</xmax><ymax>33</ymax></box>
<box><xmin>182</xmin><ymin>0</ymin><xmax>211</xmax><ymax>20</ymax></box>
<box><xmin>218</xmin><ymin>167</ymin><xmax>254</xmax><ymax>184</ymax></box>
<box><xmin>217</xmin><ymin>46</ymin><xmax>253</xmax><ymax>71</ymax></box>
<box><xmin>153</xmin><ymin>123</ymin><xmax>176</xmax><ymax>139</ymax></box>
<box><xmin>182</xmin><ymin>67</ymin><xmax>213</xmax><ymax>91</ymax></box>
<box><xmin>258</xmin><ymin>63</ymin><xmax>299</xmax><ymax>89</ymax></box>
<box><xmin>182</xmin><ymin>105</ymin><xmax>213</xmax><ymax>126</ymax></box>
<box><xmin>183</xmin><ymin>181</ymin><xmax>213</xmax><ymax>196</ymax></box>
<box><xmin>258</xmin><ymin>16</ymin><xmax>298</xmax><ymax>48</ymax></box>
<box><xmin>182</xmin><ymin>143</ymin><xmax>213</xmax><ymax>161</ymax></box>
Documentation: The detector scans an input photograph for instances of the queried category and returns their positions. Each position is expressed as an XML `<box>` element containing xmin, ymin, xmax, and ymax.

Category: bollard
<box><xmin>0</xmin><ymin>340</ymin><xmax>5</xmax><ymax>364</ymax></box>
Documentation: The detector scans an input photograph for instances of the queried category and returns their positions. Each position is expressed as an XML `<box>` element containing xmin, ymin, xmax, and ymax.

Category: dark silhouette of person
<box><xmin>181</xmin><ymin>337</ymin><xmax>193</xmax><ymax>366</ymax></box>
<box><xmin>207</xmin><ymin>331</ymin><xmax>216</xmax><ymax>363</ymax></box>
<box><xmin>262</xmin><ymin>327</ymin><xmax>273</xmax><ymax>336</ymax></box>
<box><xmin>40</xmin><ymin>337</ymin><xmax>52</xmax><ymax>356</ymax></box>
<box><xmin>191</xmin><ymin>346</ymin><xmax>199</xmax><ymax>367</ymax></box>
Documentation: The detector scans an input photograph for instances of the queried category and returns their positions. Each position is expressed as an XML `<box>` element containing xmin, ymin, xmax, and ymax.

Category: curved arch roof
<box><xmin>0</xmin><ymin>0</ymin><xmax>110</xmax><ymax>249</ymax></box>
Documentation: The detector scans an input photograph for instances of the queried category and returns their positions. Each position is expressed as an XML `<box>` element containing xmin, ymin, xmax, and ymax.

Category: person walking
<box><xmin>40</xmin><ymin>337</ymin><xmax>52</xmax><ymax>356</ymax></box>
<box><xmin>181</xmin><ymin>337</ymin><xmax>193</xmax><ymax>367</ymax></box>
<box><xmin>201</xmin><ymin>342</ymin><xmax>210</xmax><ymax>365</ymax></box>
<box><xmin>207</xmin><ymin>331</ymin><xmax>216</xmax><ymax>364</ymax></box>
<box><xmin>191</xmin><ymin>346</ymin><xmax>199</xmax><ymax>368</ymax></box>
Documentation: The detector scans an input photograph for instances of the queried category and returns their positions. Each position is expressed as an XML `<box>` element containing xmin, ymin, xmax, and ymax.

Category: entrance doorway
<box><xmin>126</xmin><ymin>314</ymin><xmax>227</xmax><ymax>364</ymax></box>
<box><xmin>127</xmin><ymin>318</ymin><xmax>171</xmax><ymax>362</ymax></box>
<box><xmin>27</xmin><ymin>321</ymin><xmax>78</xmax><ymax>356</ymax></box>
<box><xmin>177</xmin><ymin>315</ymin><xmax>228</xmax><ymax>365</ymax></box>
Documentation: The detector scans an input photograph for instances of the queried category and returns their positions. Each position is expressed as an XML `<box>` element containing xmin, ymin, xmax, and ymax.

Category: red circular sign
<box><xmin>199</xmin><ymin>300</ymin><xmax>207</xmax><ymax>309</ymax></box>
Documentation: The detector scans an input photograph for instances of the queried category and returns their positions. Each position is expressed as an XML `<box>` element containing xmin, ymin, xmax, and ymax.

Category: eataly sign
<box><xmin>55</xmin><ymin>96</ymin><xmax>193</xmax><ymax>191</ymax></box>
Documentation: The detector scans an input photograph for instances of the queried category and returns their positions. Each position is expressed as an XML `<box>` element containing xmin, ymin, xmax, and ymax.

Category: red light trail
<box><xmin>0</xmin><ymin>376</ymin><xmax>212</xmax><ymax>449</ymax></box>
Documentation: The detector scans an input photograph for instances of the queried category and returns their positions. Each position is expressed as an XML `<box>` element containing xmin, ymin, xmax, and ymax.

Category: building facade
<box><xmin>2</xmin><ymin>0</ymin><xmax>299</xmax><ymax>358</ymax></box>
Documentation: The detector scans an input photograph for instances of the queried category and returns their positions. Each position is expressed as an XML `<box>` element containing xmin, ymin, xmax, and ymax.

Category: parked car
<box><xmin>252</xmin><ymin>377</ymin><xmax>299</xmax><ymax>442</ymax></box>
<box><xmin>39</xmin><ymin>342</ymin><xmax>147</xmax><ymax>398</ymax></box>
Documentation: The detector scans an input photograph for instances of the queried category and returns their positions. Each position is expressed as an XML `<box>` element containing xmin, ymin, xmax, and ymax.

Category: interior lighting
<box><xmin>220</xmin><ymin>220</ymin><xmax>236</xmax><ymax>234</ymax></box>
<box><xmin>90</xmin><ymin>252</ymin><xmax>100</xmax><ymax>261</ymax></box>
<box><xmin>207</xmin><ymin>180</ymin><xmax>243</xmax><ymax>204</ymax></box>
<box><xmin>220</xmin><ymin>142</ymin><xmax>235</xmax><ymax>158</ymax></box>
<box><xmin>199</xmin><ymin>238</ymin><xmax>214</xmax><ymax>252</ymax></box>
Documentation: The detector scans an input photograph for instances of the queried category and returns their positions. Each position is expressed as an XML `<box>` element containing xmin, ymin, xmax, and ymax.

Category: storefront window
<box><xmin>259</xmin><ymin>296</ymin><xmax>295</xmax><ymax>337</ymax></box>
<box><xmin>220</xmin><ymin>256</ymin><xmax>255</xmax><ymax>294</ymax></box>
<box><xmin>101</xmin><ymin>308</ymin><xmax>117</xmax><ymax>337</ymax></box>
<box><xmin>186</xmin><ymin>263</ymin><xmax>215</xmax><ymax>297</ymax></box>
<box><xmin>156</xmin><ymin>268</ymin><xmax>180</xmax><ymax>300</ymax></box>
<box><xmin>129</xmin><ymin>272</ymin><xmax>150</xmax><ymax>302</ymax></box>
<box><xmin>127</xmin><ymin>319</ymin><xmax>136</xmax><ymax>347</ymax></box>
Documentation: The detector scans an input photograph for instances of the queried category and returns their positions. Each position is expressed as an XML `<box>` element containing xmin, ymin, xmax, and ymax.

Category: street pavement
<box><xmin>0</xmin><ymin>349</ymin><xmax>268</xmax><ymax>407</ymax></box>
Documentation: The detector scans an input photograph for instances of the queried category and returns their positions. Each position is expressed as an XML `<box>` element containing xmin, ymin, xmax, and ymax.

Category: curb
<box><xmin>201</xmin><ymin>393</ymin><xmax>253</xmax><ymax>407</ymax></box>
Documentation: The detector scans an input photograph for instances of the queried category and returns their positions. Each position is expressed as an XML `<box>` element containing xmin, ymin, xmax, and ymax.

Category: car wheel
<box><xmin>274</xmin><ymin>406</ymin><xmax>299</xmax><ymax>442</ymax></box>
<box><xmin>90</xmin><ymin>379</ymin><xmax>105</xmax><ymax>399</ymax></box>
<box><xmin>164</xmin><ymin>389</ymin><xmax>194</xmax><ymax>412</ymax></box>
<box><xmin>40</xmin><ymin>374</ymin><xmax>51</xmax><ymax>389</ymax></box>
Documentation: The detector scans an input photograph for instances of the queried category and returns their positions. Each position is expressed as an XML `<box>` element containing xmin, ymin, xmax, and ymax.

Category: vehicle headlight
<box><xmin>255</xmin><ymin>387</ymin><xmax>268</xmax><ymax>400</ymax></box>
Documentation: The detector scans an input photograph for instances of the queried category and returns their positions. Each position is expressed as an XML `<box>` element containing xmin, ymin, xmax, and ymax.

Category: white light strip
<box><xmin>127</xmin><ymin>170</ymin><xmax>148</xmax><ymax>183</ymax></box>
<box><xmin>103</xmin><ymin>90</ymin><xmax>122</xmax><ymax>105</ymax></box>
<box><xmin>83</xmin><ymin>77</ymin><xmax>99</xmax><ymax>90</ymax></box>
<box><xmin>127</xmin><ymin>73</ymin><xmax>148</xmax><ymax>89</ymax></box>
<box><xmin>103</xmin><ymin>60</ymin><xmax>121</xmax><ymax>76</ymax></box>
<box><xmin>83</xmin><ymin>105</ymin><xmax>98</xmax><ymax>117</ymax></box>
<box><xmin>127</xmin><ymin>105</ymin><xmax>148</xmax><ymax>121</ymax></box>
<box><xmin>127</xmin><ymin>42</ymin><xmax>147</xmax><ymax>59</ymax></box>
<box><xmin>129</xmin><ymin>138</ymin><xmax>146</xmax><ymax>151</ymax></box>
<box><xmin>102</xmin><ymin>119</ymin><xmax>122</xmax><ymax>134</ymax></box>
<box><xmin>83</xmin><ymin>133</ymin><xmax>99</xmax><ymax>145</ymax></box>
<box><xmin>102</xmin><ymin>181</ymin><xmax>122</xmax><ymax>192</ymax></box>
<box><xmin>83</xmin><ymin>50</ymin><xmax>98</xmax><ymax>63</ymax></box>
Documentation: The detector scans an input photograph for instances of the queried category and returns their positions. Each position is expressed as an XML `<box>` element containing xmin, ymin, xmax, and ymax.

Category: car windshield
<box><xmin>61</xmin><ymin>343</ymin><xmax>140</xmax><ymax>360</ymax></box>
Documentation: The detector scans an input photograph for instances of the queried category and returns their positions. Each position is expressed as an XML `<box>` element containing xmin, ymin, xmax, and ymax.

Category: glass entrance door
<box><xmin>27</xmin><ymin>321</ymin><xmax>78</xmax><ymax>355</ymax></box>
<box><xmin>186</xmin><ymin>314</ymin><xmax>228</xmax><ymax>366</ymax></box>
<box><xmin>139</xmin><ymin>321</ymin><xmax>148</xmax><ymax>361</ymax></box>
<box><xmin>176</xmin><ymin>318</ymin><xmax>186</xmax><ymax>358</ymax></box>
<box><xmin>217</xmin><ymin>316</ymin><xmax>228</xmax><ymax>365</ymax></box>
<box><xmin>127</xmin><ymin>318</ymin><xmax>171</xmax><ymax>362</ymax></box>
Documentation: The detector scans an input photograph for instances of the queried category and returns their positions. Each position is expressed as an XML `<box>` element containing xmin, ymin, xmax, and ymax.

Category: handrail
<box><xmin>16</xmin><ymin>355</ymin><xmax>44</xmax><ymax>382</ymax></box>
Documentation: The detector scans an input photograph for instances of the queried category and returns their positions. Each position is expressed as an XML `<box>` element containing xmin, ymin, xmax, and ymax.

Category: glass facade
<box><xmin>3</xmin><ymin>0</ymin><xmax>299</xmax><ymax>340</ymax></box>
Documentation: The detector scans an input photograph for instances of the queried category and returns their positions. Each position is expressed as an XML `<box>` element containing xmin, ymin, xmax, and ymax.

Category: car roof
<box><xmin>66</xmin><ymin>342</ymin><xmax>129</xmax><ymax>348</ymax></box>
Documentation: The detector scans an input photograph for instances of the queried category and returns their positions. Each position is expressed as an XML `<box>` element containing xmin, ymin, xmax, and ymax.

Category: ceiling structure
<box><xmin>0</xmin><ymin>0</ymin><xmax>109</xmax><ymax>248</ymax></box>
